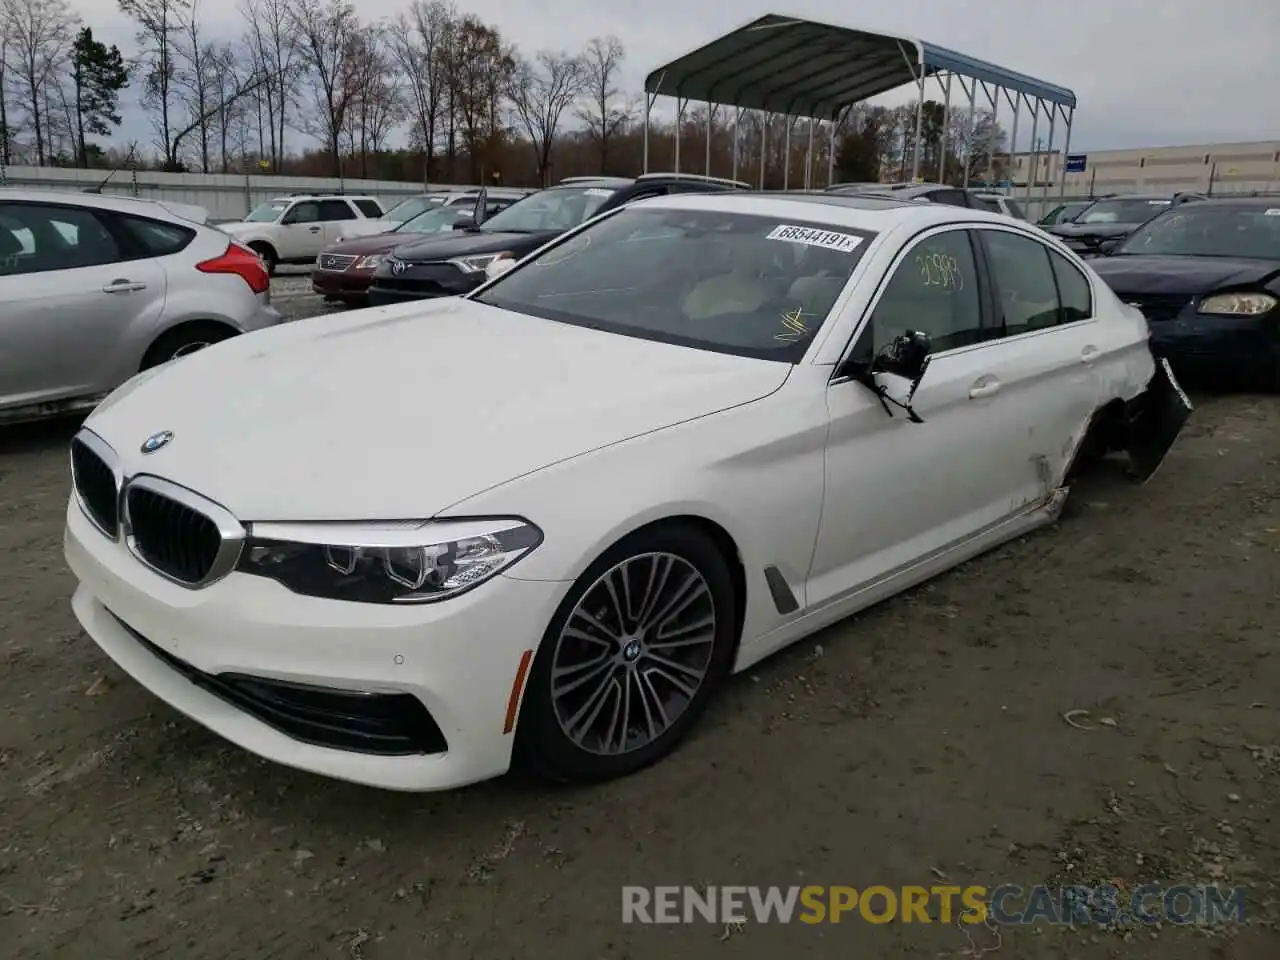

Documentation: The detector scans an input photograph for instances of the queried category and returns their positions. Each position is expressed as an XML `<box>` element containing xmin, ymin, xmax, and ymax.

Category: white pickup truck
<box><xmin>219</xmin><ymin>195</ymin><xmax>385</xmax><ymax>274</ymax></box>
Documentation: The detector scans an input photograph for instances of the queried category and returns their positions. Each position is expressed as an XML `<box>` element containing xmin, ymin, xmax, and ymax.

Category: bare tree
<box><xmin>0</xmin><ymin>21</ymin><xmax>14</xmax><ymax>165</ymax></box>
<box><xmin>3</xmin><ymin>0</ymin><xmax>76</xmax><ymax>165</ymax></box>
<box><xmin>119</xmin><ymin>0</ymin><xmax>188</xmax><ymax>169</ymax></box>
<box><xmin>443</xmin><ymin>14</ymin><xmax>512</xmax><ymax>182</ymax></box>
<box><xmin>341</xmin><ymin>24</ymin><xmax>400</xmax><ymax>178</ymax></box>
<box><xmin>577</xmin><ymin>36</ymin><xmax>631</xmax><ymax>175</ymax></box>
<box><xmin>507</xmin><ymin>50</ymin><xmax>583</xmax><ymax>186</ymax></box>
<box><xmin>173</xmin><ymin>1</ymin><xmax>219</xmax><ymax>171</ymax></box>
<box><xmin>387</xmin><ymin>0</ymin><xmax>452</xmax><ymax>184</ymax></box>
<box><xmin>240</xmin><ymin>0</ymin><xmax>299</xmax><ymax>171</ymax></box>
<box><xmin>290</xmin><ymin>0</ymin><xmax>359</xmax><ymax>176</ymax></box>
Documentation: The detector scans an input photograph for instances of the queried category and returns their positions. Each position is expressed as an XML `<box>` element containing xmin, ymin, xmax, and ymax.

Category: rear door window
<box><xmin>115</xmin><ymin>214</ymin><xmax>196</xmax><ymax>257</ymax></box>
<box><xmin>319</xmin><ymin>200</ymin><xmax>357</xmax><ymax>221</ymax></box>
<box><xmin>353</xmin><ymin>199</ymin><xmax>383</xmax><ymax>217</ymax></box>
<box><xmin>979</xmin><ymin>230</ymin><xmax>1062</xmax><ymax>336</ymax></box>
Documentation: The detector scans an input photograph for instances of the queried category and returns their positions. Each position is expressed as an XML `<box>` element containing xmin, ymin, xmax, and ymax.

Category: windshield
<box><xmin>480</xmin><ymin>186</ymin><xmax>615</xmax><ymax>234</ymax></box>
<box><xmin>1075</xmin><ymin>198</ymin><xmax>1171</xmax><ymax>225</ymax></box>
<box><xmin>245</xmin><ymin>201</ymin><xmax>288</xmax><ymax>223</ymax></box>
<box><xmin>396</xmin><ymin>206</ymin><xmax>471</xmax><ymax>235</ymax></box>
<box><xmin>1117</xmin><ymin>205</ymin><xmax>1280</xmax><ymax>259</ymax></box>
<box><xmin>383</xmin><ymin>196</ymin><xmax>445</xmax><ymax>223</ymax></box>
<box><xmin>474</xmin><ymin>207</ymin><xmax>875</xmax><ymax>362</ymax></box>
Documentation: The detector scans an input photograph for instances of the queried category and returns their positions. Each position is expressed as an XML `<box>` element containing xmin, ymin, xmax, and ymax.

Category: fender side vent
<box><xmin>764</xmin><ymin>565</ymin><xmax>800</xmax><ymax>614</ymax></box>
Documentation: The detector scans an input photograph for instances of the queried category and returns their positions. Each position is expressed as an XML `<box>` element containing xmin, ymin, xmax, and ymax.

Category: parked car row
<box><xmin>62</xmin><ymin>185</ymin><xmax>1198</xmax><ymax>793</ymax></box>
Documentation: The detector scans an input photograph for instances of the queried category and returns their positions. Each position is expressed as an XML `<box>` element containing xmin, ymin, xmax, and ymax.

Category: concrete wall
<box><xmin>0</xmin><ymin>166</ymin><xmax>490</xmax><ymax>221</ymax></box>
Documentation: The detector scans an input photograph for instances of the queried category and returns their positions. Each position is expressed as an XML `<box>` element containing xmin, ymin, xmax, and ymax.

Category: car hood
<box><xmin>323</xmin><ymin>233</ymin><xmax>415</xmax><ymax>256</ymax></box>
<box><xmin>1090</xmin><ymin>255</ymin><xmax>1280</xmax><ymax>296</ymax></box>
<box><xmin>84</xmin><ymin>298</ymin><xmax>790</xmax><ymax>521</ymax></box>
<box><xmin>394</xmin><ymin>229</ymin><xmax>558</xmax><ymax>263</ymax></box>
<box><xmin>1049</xmin><ymin>222</ymin><xmax>1137</xmax><ymax>239</ymax></box>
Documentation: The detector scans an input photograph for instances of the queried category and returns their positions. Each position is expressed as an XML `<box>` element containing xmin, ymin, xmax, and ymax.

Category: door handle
<box><xmin>968</xmin><ymin>378</ymin><xmax>1001</xmax><ymax>400</ymax></box>
<box><xmin>1080</xmin><ymin>345</ymin><xmax>1100</xmax><ymax>364</ymax></box>
<box><xmin>309</xmin><ymin>226</ymin><xmax>321</xmax><ymax>233</ymax></box>
<box><xmin>103</xmin><ymin>280</ymin><xmax>147</xmax><ymax>293</ymax></box>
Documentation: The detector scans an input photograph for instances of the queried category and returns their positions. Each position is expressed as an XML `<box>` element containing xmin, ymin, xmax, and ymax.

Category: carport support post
<box><xmin>673</xmin><ymin>97</ymin><xmax>685</xmax><ymax>173</ymax></box>
<box><xmin>1057</xmin><ymin>107</ymin><xmax>1075</xmax><ymax>200</ymax></box>
<box><xmin>910</xmin><ymin>69</ymin><xmax>926</xmax><ymax>181</ymax></box>
<box><xmin>1039</xmin><ymin>105</ymin><xmax>1058</xmax><ymax>206</ymax></box>
<box><xmin>705</xmin><ymin>103</ymin><xmax>713</xmax><ymax>175</ymax></box>
<box><xmin>805</xmin><ymin>118</ymin><xmax>815</xmax><ymax>189</ymax></box>
<box><xmin>759</xmin><ymin>112</ymin><xmax>769</xmax><ymax>189</ymax></box>
<box><xmin>1023</xmin><ymin>96</ymin><xmax>1040</xmax><ymax>203</ymax></box>
<box><xmin>958</xmin><ymin>77</ymin><xmax>976</xmax><ymax>187</ymax></box>
<box><xmin>642</xmin><ymin>88</ymin><xmax>660</xmax><ymax>174</ymax></box>
<box><xmin>782</xmin><ymin>117</ymin><xmax>792</xmax><ymax>190</ymax></box>
<box><xmin>981</xmin><ymin>83</ymin><xmax>1000</xmax><ymax>187</ymax></box>
<box><xmin>731</xmin><ymin>107</ymin><xmax>743</xmax><ymax>181</ymax></box>
<box><xmin>1006</xmin><ymin>90</ymin><xmax>1021</xmax><ymax>195</ymax></box>
<box><xmin>937</xmin><ymin>72</ymin><xmax>952</xmax><ymax>183</ymax></box>
<box><xmin>829</xmin><ymin>102</ymin><xmax>855</xmax><ymax>187</ymax></box>
<box><xmin>827</xmin><ymin>121</ymin><xmax>837</xmax><ymax>186</ymax></box>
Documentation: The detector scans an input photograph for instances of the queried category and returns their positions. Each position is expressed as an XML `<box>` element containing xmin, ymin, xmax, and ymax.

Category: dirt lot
<box><xmin>1</xmin><ymin>315</ymin><xmax>1278</xmax><ymax>958</ymax></box>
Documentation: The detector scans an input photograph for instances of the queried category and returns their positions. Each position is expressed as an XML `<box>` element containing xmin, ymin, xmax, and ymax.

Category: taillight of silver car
<box><xmin>196</xmin><ymin>241</ymin><xmax>271</xmax><ymax>295</ymax></box>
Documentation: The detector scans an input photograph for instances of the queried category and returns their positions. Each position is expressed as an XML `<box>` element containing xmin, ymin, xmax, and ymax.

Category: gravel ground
<box><xmin>1</xmin><ymin>298</ymin><xmax>1277</xmax><ymax>959</ymax></box>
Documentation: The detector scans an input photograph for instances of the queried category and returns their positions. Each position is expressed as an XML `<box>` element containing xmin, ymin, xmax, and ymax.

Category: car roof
<box><xmin>1167</xmin><ymin>195</ymin><xmax>1278</xmax><ymax>207</ymax></box>
<box><xmin>628</xmin><ymin>190</ymin><xmax>1015</xmax><ymax>232</ymax></box>
<box><xmin>0</xmin><ymin>188</ymin><xmax>209</xmax><ymax>224</ymax></box>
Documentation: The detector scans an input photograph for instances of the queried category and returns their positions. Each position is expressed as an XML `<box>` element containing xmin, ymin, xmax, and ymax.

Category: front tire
<box><xmin>517</xmin><ymin>524</ymin><xmax>737</xmax><ymax>784</ymax></box>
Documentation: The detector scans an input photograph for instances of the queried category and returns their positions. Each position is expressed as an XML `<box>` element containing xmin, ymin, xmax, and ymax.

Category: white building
<box><xmin>1007</xmin><ymin>139</ymin><xmax>1280</xmax><ymax>196</ymax></box>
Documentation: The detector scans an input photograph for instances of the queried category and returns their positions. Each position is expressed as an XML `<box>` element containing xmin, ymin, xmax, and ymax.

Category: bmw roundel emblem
<box><xmin>141</xmin><ymin>430</ymin><xmax>174</xmax><ymax>454</ymax></box>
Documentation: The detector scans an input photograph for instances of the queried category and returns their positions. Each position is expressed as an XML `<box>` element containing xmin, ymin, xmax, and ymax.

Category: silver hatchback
<box><xmin>0</xmin><ymin>189</ymin><xmax>283</xmax><ymax>425</ymax></box>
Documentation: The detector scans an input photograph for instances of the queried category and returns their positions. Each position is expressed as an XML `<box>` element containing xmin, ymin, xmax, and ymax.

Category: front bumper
<box><xmin>367</xmin><ymin>263</ymin><xmax>482</xmax><ymax>305</ymax></box>
<box><xmin>64</xmin><ymin>500</ymin><xmax>568</xmax><ymax>791</ymax></box>
<box><xmin>311</xmin><ymin>269</ymin><xmax>374</xmax><ymax>300</ymax></box>
<box><xmin>1145</xmin><ymin>310</ymin><xmax>1278</xmax><ymax>382</ymax></box>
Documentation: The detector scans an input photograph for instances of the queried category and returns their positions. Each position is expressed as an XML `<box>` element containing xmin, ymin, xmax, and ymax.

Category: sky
<box><xmin>75</xmin><ymin>0</ymin><xmax>1280</xmax><ymax>157</ymax></box>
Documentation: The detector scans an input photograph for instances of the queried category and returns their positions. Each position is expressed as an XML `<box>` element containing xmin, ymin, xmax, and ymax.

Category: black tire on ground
<box><xmin>249</xmin><ymin>242</ymin><xmax>278</xmax><ymax>276</ymax></box>
<box><xmin>516</xmin><ymin>522</ymin><xmax>738</xmax><ymax>784</ymax></box>
<box><xmin>141</xmin><ymin>323</ymin><xmax>237</xmax><ymax>370</ymax></box>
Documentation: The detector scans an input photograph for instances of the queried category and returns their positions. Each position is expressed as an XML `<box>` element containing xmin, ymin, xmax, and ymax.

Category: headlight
<box><xmin>1197</xmin><ymin>292</ymin><xmax>1277</xmax><ymax>316</ymax></box>
<box><xmin>448</xmin><ymin>252</ymin><xmax>512</xmax><ymax>274</ymax></box>
<box><xmin>356</xmin><ymin>254</ymin><xmax>383</xmax><ymax>270</ymax></box>
<box><xmin>236</xmin><ymin>517</ymin><xmax>542</xmax><ymax>603</ymax></box>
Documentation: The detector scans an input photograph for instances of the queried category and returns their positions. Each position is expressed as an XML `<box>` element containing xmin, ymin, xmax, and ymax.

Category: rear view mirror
<box><xmin>1097</xmin><ymin>238</ymin><xmax>1122</xmax><ymax>255</ymax></box>
<box><xmin>840</xmin><ymin>330</ymin><xmax>932</xmax><ymax>424</ymax></box>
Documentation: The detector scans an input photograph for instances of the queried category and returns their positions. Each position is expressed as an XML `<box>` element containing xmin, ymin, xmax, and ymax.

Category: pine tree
<box><xmin>71</xmin><ymin>27</ymin><xmax>130</xmax><ymax>167</ymax></box>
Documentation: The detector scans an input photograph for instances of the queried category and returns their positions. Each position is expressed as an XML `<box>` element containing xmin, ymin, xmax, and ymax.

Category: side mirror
<box><xmin>1097</xmin><ymin>238</ymin><xmax>1122</xmax><ymax>256</ymax></box>
<box><xmin>873</xmin><ymin>330</ymin><xmax>932</xmax><ymax>382</ymax></box>
<box><xmin>839</xmin><ymin>330</ymin><xmax>932</xmax><ymax>424</ymax></box>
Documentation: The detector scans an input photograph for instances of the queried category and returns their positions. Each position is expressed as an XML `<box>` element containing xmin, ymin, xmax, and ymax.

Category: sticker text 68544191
<box><xmin>766</xmin><ymin>224</ymin><xmax>863</xmax><ymax>253</ymax></box>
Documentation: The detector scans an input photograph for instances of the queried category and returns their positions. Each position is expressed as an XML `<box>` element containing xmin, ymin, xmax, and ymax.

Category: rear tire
<box><xmin>249</xmin><ymin>242</ymin><xmax>278</xmax><ymax>276</ymax></box>
<box><xmin>141</xmin><ymin>323</ymin><xmax>236</xmax><ymax>370</ymax></box>
<box><xmin>516</xmin><ymin>523</ymin><xmax>737</xmax><ymax>784</ymax></box>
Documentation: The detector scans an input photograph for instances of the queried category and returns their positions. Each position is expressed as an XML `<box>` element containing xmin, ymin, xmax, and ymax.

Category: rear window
<box><xmin>117</xmin><ymin>214</ymin><xmax>195</xmax><ymax>256</ymax></box>
<box><xmin>1004</xmin><ymin>199</ymin><xmax>1026</xmax><ymax>220</ymax></box>
<box><xmin>475</xmin><ymin>207</ymin><xmax>876</xmax><ymax>362</ymax></box>
<box><xmin>354</xmin><ymin>198</ymin><xmax>383</xmax><ymax>217</ymax></box>
<box><xmin>970</xmin><ymin>195</ymin><xmax>1001</xmax><ymax>213</ymax></box>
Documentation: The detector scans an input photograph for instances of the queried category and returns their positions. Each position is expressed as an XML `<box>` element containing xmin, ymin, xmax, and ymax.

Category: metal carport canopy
<box><xmin>642</xmin><ymin>14</ymin><xmax>1077</xmax><ymax>119</ymax></box>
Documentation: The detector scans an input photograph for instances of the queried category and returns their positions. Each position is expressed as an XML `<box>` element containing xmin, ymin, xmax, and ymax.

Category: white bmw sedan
<box><xmin>64</xmin><ymin>192</ymin><xmax>1190</xmax><ymax>791</ymax></box>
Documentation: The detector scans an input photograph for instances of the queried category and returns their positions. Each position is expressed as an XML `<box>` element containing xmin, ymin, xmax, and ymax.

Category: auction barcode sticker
<box><xmin>766</xmin><ymin>224</ymin><xmax>863</xmax><ymax>253</ymax></box>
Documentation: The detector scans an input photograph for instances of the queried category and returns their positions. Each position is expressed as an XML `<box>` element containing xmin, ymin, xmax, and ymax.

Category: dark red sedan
<box><xmin>312</xmin><ymin>206</ymin><xmax>479</xmax><ymax>305</ymax></box>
